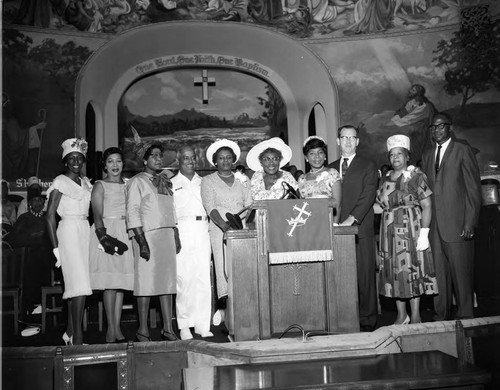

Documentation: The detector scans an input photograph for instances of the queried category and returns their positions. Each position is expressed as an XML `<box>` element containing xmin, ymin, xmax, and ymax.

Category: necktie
<box><xmin>342</xmin><ymin>158</ymin><xmax>349</xmax><ymax>179</ymax></box>
<box><xmin>435</xmin><ymin>145</ymin><xmax>442</xmax><ymax>175</ymax></box>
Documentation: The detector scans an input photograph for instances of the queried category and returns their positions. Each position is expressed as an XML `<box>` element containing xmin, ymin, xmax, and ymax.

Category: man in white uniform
<box><xmin>171</xmin><ymin>145</ymin><xmax>213</xmax><ymax>340</ymax></box>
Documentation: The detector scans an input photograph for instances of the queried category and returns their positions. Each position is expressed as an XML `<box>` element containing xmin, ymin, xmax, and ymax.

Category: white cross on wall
<box><xmin>193</xmin><ymin>69</ymin><xmax>216</xmax><ymax>104</ymax></box>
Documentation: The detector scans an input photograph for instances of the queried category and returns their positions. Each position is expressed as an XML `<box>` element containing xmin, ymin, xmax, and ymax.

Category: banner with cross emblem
<box><xmin>266</xmin><ymin>199</ymin><xmax>333</xmax><ymax>264</ymax></box>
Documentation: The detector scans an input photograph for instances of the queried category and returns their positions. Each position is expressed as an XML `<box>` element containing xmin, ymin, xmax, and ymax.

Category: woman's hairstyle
<box><xmin>101</xmin><ymin>147</ymin><xmax>123</xmax><ymax>172</ymax></box>
<box><xmin>259</xmin><ymin>147</ymin><xmax>283</xmax><ymax>162</ymax></box>
<box><xmin>303</xmin><ymin>137</ymin><xmax>327</xmax><ymax>156</ymax></box>
<box><xmin>212</xmin><ymin>146</ymin><xmax>237</xmax><ymax>165</ymax></box>
<box><xmin>143</xmin><ymin>142</ymin><xmax>164</xmax><ymax>161</ymax></box>
<box><xmin>337</xmin><ymin>125</ymin><xmax>359</xmax><ymax>137</ymax></box>
<box><xmin>387</xmin><ymin>147</ymin><xmax>411</xmax><ymax>162</ymax></box>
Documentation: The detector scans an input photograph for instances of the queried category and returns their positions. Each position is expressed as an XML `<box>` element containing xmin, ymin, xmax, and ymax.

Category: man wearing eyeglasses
<box><xmin>329</xmin><ymin>125</ymin><xmax>379</xmax><ymax>332</ymax></box>
<box><xmin>422</xmin><ymin>113</ymin><xmax>481</xmax><ymax>321</ymax></box>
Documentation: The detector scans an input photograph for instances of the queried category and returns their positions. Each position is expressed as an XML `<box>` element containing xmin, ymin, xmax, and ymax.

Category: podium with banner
<box><xmin>225</xmin><ymin>199</ymin><xmax>359</xmax><ymax>342</ymax></box>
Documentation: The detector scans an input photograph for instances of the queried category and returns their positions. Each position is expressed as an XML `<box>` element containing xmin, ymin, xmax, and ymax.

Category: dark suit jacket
<box><xmin>421</xmin><ymin>134</ymin><xmax>482</xmax><ymax>243</ymax></box>
<box><xmin>329</xmin><ymin>155</ymin><xmax>378</xmax><ymax>238</ymax></box>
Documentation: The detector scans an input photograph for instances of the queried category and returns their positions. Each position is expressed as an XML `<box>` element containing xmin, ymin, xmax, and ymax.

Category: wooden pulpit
<box><xmin>225</xmin><ymin>199</ymin><xmax>359</xmax><ymax>341</ymax></box>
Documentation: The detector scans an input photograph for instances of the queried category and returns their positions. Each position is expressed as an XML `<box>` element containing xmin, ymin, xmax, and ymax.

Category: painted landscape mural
<box><xmin>2</xmin><ymin>0</ymin><xmax>500</xmax><ymax>192</ymax></box>
<box><xmin>118</xmin><ymin>68</ymin><xmax>287</xmax><ymax>173</ymax></box>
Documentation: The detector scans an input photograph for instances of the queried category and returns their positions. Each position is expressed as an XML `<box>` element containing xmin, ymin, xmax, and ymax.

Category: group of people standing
<box><xmin>43</xmin><ymin>110</ymin><xmax>481</xmax><ymax>344</ymax></box>
<box><xmin>45</xmin><ymin>139</ymin><xmax>211</xmax><ymax>345</ymax></box>
<box><xmin>373</xmin><ymin>113</ymin><xmax>481</xmax><ymax>328</ymax></box>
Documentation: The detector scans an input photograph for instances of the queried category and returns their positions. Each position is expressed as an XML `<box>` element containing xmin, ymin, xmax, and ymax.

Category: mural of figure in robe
<box><xmin>389</xmin><ymin>84</ymin><xmax>437</xmax><ymax>164</ymax></box>
<box><xmin>2</xmin><ymin>92</ymin><xmax>47</xmax><ymax>181</ymax></box>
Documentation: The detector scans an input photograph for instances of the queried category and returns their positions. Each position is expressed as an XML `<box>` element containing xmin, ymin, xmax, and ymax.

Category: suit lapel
<box><xmin>436</xmin><ymin>139</ymin><xmax>454</xmax><ymax>178</ymax></box>
<box><xmin>331</xmin><ymin>159</ymin><xmax>340</xmax><ymax>171</ymax></box>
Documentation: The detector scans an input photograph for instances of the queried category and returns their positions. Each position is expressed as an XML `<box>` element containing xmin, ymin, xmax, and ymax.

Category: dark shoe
<box><xmin>161</xmin><ymin>330</ymin><xmax>179</xmax><ymax>341</ymax></box>
<box><xmin>135</xmin><ymin>332</ymin><xmax>152</xmax><ymax>342</ymax></box>
<box><xmin>360</xmin><ymin>324</ymin><xmax>376</xmax><ymax>332</ymax></box>
<box><xmin>432</xmin><ymin>314</ymin><xmax>447</xmax><ymax>322</ymax></box>
<box><xmin>116</xmin><ymin>338</ymin><xmax>127</xmax><ymax>343</ymax></box>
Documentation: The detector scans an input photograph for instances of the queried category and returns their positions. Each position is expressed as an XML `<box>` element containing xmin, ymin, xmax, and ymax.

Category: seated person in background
<box><xmin>7</xmin><ymin>184</ymin><xmax>52</xmax><ymax>321</ymax></box>
<box><xmin>8</xmin><ymin>185</ymin><xmax>47</xmax><ymax>247</ymax></box>
<box><xmin>246</xmin><ymin>137</ymin><xmax>298</xmax><ymax>200</ymax></box>
<box><xmin>298</xmin><ymin>136</ymin><xmax>342</xmax><ymax>223</ymax></box>
<box><xmin>2</xmin><ymin>180</ymin><xmax>17</xmax><ymax>234</ymax></box>
<box><xmin>17</xmin><ymin>176</ymin><xmax>47</xmax><ymax>218</ymax></box>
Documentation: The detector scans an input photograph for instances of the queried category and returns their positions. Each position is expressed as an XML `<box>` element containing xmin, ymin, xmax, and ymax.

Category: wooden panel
<box><xmin>226</xmin><ymin>230</ymin><xmax>259</xmax><ymax>341</ymax></box>
<box><xmin>226</xmin><ymin>201</ymin><xmax>359</xmax><ymax>341</ymax></box>
<box><xmin>269</xmin><ymin>262</ymin><xmax>326</xmax><ymax>336</ymax></box>
<box><xmin>183</xmin><ymin>351</ymin><xmax>491</xmax><ymax>390</ymax></box>
<box><xmin>329</xmin><ymin>229</ymin><xmax>359</xmax><ymax>333</ymax></box>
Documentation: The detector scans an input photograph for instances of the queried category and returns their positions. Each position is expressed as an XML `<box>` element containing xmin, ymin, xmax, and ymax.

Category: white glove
<box><xmin>416</xmin><ymin>228</ymin><xmax>430</xmax><ymax>251</ymax></box>
<box><xmin>53</xmin><ymin>248</ymin><xmax>61</xmax><ymax>268</ymax></box>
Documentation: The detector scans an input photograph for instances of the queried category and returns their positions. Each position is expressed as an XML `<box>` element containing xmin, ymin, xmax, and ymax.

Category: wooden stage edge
<box><xmin>5</xmin><ymin>317</ymin><xmax>499</xmax><ymax>390</ymax></box>
<box><xmin>4</xmin><ymin>316</ymin><xmax>500</xmax><ymax>365</ymax></box>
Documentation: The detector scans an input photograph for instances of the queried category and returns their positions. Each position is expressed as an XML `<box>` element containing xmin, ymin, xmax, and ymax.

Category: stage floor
<box><xmin>3</xmin><ymin>296</ymin><xmax>500</xmax><ymax>348</ymax></box>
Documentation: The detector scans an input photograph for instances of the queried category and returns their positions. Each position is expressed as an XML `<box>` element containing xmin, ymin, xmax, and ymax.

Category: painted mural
<box><xmin>118</xmin><ymin>68</ymin><xmax>287</xmax><ymax>174</ymax></box>
<box><xmin>2</xmin><ymin>29</ymin><xmax>106</xmax><ymax>192</ymax></box>
<box><xmin>3</xmin><ymin>0</ymin><xmax>500</xmax><ymax>39</ymax></box>
<box><xmin>2</xmin><ymin>1</ymin><xmax>500</xmax><ymax>193</ymax></box>
<box><xmin>307</xmin><ymin>16</ymin><xmax>500</xmax><ymax>169</ymax></box>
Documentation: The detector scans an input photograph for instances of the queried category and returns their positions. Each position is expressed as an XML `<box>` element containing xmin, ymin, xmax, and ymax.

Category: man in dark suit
<box><xmin>422</xmin><ymin>113</ymin><xmax>481</xmax><ymax>320</ymax></box>
<box><xmin>328</xmin><ymin>125</ymin><xmax>379</xmax><ymax>331</ymax></box>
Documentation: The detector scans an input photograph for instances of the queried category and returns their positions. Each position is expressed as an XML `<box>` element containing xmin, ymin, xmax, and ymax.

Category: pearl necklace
<box><xmin>218</xmin><ymin>172</ymin><xmax>233</xmax><ymax>178</ymax></box>
<box><xmin>310</xmin><ymin>166</ymin><xmax>325</xmax><ymax>174</ymax></box>
<box><xmin>29</xmin><ymin>206</ymin><xmax>44</xmax><ymax>218</ymax></box>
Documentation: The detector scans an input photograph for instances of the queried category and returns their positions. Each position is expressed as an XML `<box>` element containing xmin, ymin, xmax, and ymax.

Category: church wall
<box><xmin>3</xmin><ymin>4</ymin><xmax>499</xmax><ymax>192</ymax></box>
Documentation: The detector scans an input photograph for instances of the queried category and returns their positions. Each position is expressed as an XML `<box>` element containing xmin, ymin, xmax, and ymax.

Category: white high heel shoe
<box><xmin>62</xmin><ymin>332</ymin><xmax>73</xmax><ymax>345</ymax></box>
<box><xmin>393</xmin><ymin>315</ymin><xmax>410</xmax><ymax>325</ymax></box>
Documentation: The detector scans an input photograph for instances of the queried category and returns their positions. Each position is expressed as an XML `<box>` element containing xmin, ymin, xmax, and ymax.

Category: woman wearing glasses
<box><xmin>246</xmin><ymin>137</ymin><xmax>298</xmax><ymax>200</ymax></box>
<box><xmin>297</xmin><ymin>136</ymin><xmax>341</xmax><ymax>223</ymax></box>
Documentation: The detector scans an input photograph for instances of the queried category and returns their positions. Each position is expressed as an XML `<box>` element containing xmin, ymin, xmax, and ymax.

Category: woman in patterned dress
<box><xmin>377</xmin><ymin>135</ymin><xmax>438</xmax><ymax>325</ymax></box>
<box><xmin>246</xmin><ymin>137</ymin><xmax>298</xmax><ymax>200</ymax></box>
<box><xmin>46</xmin><ymin>138</ymin><xmax>92</xmax><ymax>345</ymax></box>
<box><xmin>297</xmin><ymin>136</ymin><xmax>342</xmax><ymax>223</ymax></box>
<box><xmin>89</xmin><ymin>147</ymin><xmax>134</xmax><ymax>343</ymax></box>
<box><xmin>201</xmin><ymin>139</ymin><xmax>252</xmax><ymax>326</ymax></box>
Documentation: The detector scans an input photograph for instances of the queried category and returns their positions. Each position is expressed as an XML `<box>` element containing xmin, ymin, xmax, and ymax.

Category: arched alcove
<box><xmin>76</xmin><ymin>21</ymin><xmax>340</xmax><ymax>168</ymax></box>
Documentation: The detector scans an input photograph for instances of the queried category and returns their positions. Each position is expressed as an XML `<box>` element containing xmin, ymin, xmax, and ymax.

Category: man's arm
<box><xmin>350</xmin><ymin>159</ymin><xmax>378</xmax><ymax>224</ymax></box>
<box><xmin>461</xmin><ymin>145</ymin><xmax>482</xmax><ymax>239</ymax></box>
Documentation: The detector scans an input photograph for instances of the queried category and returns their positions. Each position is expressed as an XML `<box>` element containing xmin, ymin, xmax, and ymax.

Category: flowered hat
<box><xmin>386</xmin><ymin>134</ymin><xmax>410</xmax><ymax>152</ymax></box>
<box><xmin>61</xmin><ymin>138</ymin><xmax>88</xmax><ymax>159</ymax></box>
<box><xmin>134</xmin><ymin>140</ymin><xmax>163</xmax><ymax>161</ymax></box>
<box><xmin>246</xmin><ymin>137</ymin><xmax>292</xmax><ymax>172</ymax></box>
<box><xmin>206</xmin><ymin>139</ymin><xmax>241</xmax><ymax>167</ymax></box>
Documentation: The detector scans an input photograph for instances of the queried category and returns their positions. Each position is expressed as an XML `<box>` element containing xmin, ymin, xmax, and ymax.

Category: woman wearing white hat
<box><xmin>46</xmin><ymin>138</ymin><xmax>93</xmax><ymax>345</ymax></box>
<box><xmin>297</xmin><ymin>136</ymin><xmax>342</xmax><ymax>223</ymax></box>
<box><xmin>201</xmin><ymin>139</ymin><xmax>252</xmax><ymax>326</ymax></box>
<box><xmin>376</xmin><ymin>134</ymin><xmax>438</xmax><ymax>325</ymax></box>
<box><xmin>246</xmin><ymin>137</ymin><xmax>298</xmax><ymax>200</ymax></box>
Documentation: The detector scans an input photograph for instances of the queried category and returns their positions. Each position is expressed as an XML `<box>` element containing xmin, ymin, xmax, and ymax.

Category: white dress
<box><xmin>46</xmin><ymin>175</ymin><xmax>92</xmax><ymax>299</ymax></box>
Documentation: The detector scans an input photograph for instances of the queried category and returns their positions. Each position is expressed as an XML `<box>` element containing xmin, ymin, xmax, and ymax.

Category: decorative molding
<box><xmin>284</xmin><ymin>263</ymin><xmax>308</xmax><ymax>296</ymax></box>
